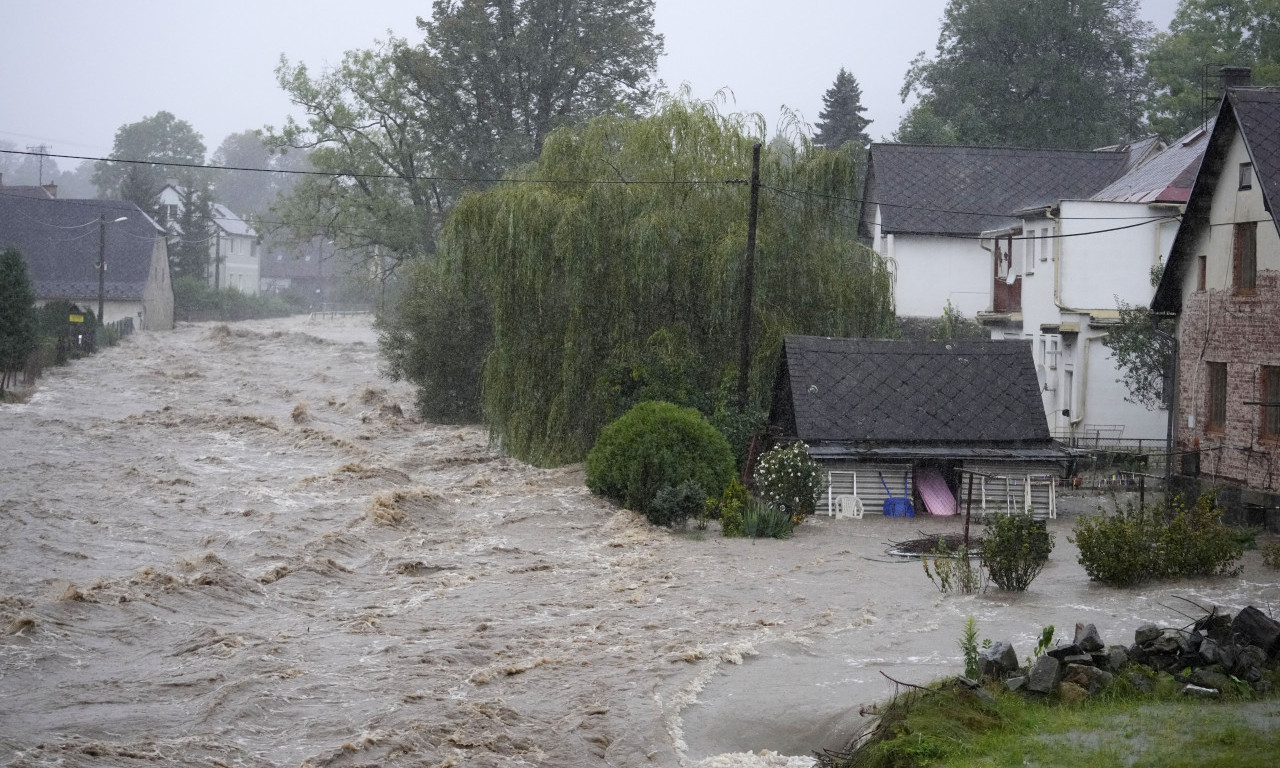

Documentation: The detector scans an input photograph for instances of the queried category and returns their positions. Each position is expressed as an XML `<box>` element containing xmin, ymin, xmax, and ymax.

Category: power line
<box><xmin>4</xmin><ymin>147</ymin><xmax>1182</xmax><ymax>225</ymax></box>
<box><xmin>0</xmin><ymin>147</ymin><xmax>740</xmax><ymax>188</ymax></box>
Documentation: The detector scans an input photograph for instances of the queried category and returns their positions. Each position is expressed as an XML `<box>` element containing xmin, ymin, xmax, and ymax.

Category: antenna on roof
<box><xmin>25</xmin><ymin>144</ymin><xmax>50</xmax><ymax>185</ymax></box>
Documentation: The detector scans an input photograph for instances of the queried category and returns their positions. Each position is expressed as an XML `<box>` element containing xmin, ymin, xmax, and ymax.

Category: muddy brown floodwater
<box><xmin>2</xmin><ymin>315</ymin><xmax>1279</xmax><ymax>768</ymax></box>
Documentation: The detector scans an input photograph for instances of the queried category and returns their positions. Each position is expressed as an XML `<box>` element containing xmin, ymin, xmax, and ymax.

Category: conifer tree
<box><xmin>0</xmin><ymin>248</ymin><xmax>37</xmax><ymax>395</ymax></box>
<box><xmin>813</xmin><ymin>68</ymin><xmax>873</xmax><ymax>149</ymax></box>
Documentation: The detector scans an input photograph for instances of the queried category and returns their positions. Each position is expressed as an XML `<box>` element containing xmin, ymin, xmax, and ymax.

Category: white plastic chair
<box><xmin>834</xmin><ymin>494</ymin><xmax>865</xmax><ymax>520</ymax></box>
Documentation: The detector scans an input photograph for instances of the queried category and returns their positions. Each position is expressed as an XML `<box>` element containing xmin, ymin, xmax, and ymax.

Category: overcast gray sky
<box><xmin>2</xmin><ymin>0</ymin><xmax>1180</xmax><ymax>163</ymax></box>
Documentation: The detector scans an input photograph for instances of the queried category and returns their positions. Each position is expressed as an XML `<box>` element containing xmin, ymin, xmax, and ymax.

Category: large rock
<box><xmin>1105</xmin><ymin>646</ymin><xmax>1129</xmax><ymax>672</ymax></box>
<box><xmin>1063</xmin><ymin>663</ymin><xmax>1114</xmax><ymax>695</ymax></box>
<box><xmin>1046</xmin><ymin>644</ymin><xmax>1082</xmax><ymax>662</ymax></box>
<box><xmin>979</xmin><ymin>641</ymin><xmax>1020</xmax><ymax>678</ymax></box>
<box><xmin>1149</xmin><ymin>629</ymin><xmax>1189</xmax><ymax>655</ymax></box>
<box><xmin>1198</xmin><ymin>638</ymin><xmax>1223</xmax><ymax>666</ymax></box>
<box><xmin>1233</xmin><ymin>606</ymin><xmax>1280</xmax><ymax>656</ymax></box>
<box><xmin>1134</xmin><ymin>623</ymin><xmax>1162</xmax><ymax>645</ymax></box>
<box><xmin>1058</xmin><ymin>681</ymin><xmax>1089</xmax><ymax>703</ymax></box>
<box><xmin>1073</xmin><ymin>623</ymin><xmax>1105</xmax><ymax>652</ymax></box>
<box><xmin>1026</xmin><ymin>654</ymin><xmax>1061</xmax><ymax>694</ymax></box>
<box><xmin>1188</xmin><ymin>668</ymin><xmax>1234</xmax><ymax>693</ymax></box>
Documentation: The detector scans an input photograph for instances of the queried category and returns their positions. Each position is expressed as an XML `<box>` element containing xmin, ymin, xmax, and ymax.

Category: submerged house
<box><xmin>768</xmin><ymin>336</ymin><xmax>1071</xmax><ymax>517</ymax></box>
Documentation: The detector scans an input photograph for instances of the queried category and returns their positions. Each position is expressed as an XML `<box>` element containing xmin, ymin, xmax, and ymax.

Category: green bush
<box><xmin>714</xmin><ymin>479</ymin><xmax>750</xmax><ymax>537</ymax></box>
<box><xmin>923</xmin><ymin>540</ymin><xmax>984</xmax><ymax>594</ymax></box>
<box><xmin>741</xmin><ymin>499</ymin><xmax>795</xmax><ymax>539</ymax></box>
<box><xmin>1072</xmin><ymin>494</ymin><xmax>1243</xmax><ymax>586</ymax></box>
<box><xmin>585</xmin><ymin>401</ymin><xmax>734</xmax><ymax>517</ymax></box>
<box><xmin>648</xmin><ymin>480</ymin><xmax>705</xmax><ymax>529</ymax></box>
<box><xmin>1158</xmin><ymin>494</ymin><xmax>1244</xmax><ymax>578</ymax></box>
<box><xmin>1071</xmin><ymin>506</ymin><xmax>1158</xmax><ymax>586</ymax></box>
<box><xmin>752</xmin><ymin>441</ymin><xmax>822</xmax><ymax>522</ymax></box>
<box><xmin>173</xmin><ymin>276</ymin><xmax>301</xmax><ymax>322</ymax></box>
<box><xmin>1264</xmin><ymin>542</ymin><xmax>1280</xmax><ymax>570</ymax></box>
<box><xmin>982</xmin><ymin>515</ymin><xmax>1054</xmax><ymax>591</ymax></box>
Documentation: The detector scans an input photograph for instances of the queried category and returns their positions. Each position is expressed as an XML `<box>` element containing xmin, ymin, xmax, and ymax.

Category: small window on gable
<box><xmin>1197</xmin><ymin>255</ymin><xmax>1207</xmax><ymax>291</ymax></box>
<box><xmin>1207</xmin><ymin>362</ymin><xmax>1227</xmax><ymax>430</ymax></box>
<box><xmin>1240</xmin><ymin>162</ymin><xmax>1253</xmax><ymax>190</ymax></box>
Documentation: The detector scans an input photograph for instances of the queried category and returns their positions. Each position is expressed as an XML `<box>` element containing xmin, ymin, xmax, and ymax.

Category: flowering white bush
<box><xmin>753</xmin><ymin>442</ymin><xmax>822</xmax><ymax>522</ymax></box>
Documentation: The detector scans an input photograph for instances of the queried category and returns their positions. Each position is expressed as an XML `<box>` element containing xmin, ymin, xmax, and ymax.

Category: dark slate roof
<box><xmin>1092</xmin><ymin>121</ymin><xmax>1212</xmax><ymax>204</ymax></box>
<box><xmin>772</xmin><ymin>336</ymin><xmax>1052</xmax><ymax>447</ymax></box>
<box><xmin>860</xmin><ymin>144</ymin><xmax>1130</xmax><ymax>236</ymax></box>
<box><xmin>1235</xmin><ymin>89</ymin><xmax>1280</xmax><ymax>221</ymax></box>
<box><xmin>0</xmin><ymin>185</ymin><xmax>56</xmax><ymax>199</ymax></box>
<box><xmin>0</xmin><ymin>193</ymin><xmax>164</xmax><ymax>301</ymax></box>
<box><xmin>1154</xmin><ymin>88</ymin><xmax>1280</xmax><ymax>313</ymax></box>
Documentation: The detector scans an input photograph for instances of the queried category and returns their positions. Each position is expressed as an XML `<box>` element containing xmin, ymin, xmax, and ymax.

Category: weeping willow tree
<box><xmin>381</xmin><ymin>96</ymin><xmax>894</xmax><ymax>466</ymax></box>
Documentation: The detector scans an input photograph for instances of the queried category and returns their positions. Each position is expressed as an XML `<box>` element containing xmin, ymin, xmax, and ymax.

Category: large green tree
<box><xmin>93</xmin><ymin>111</ymin><xmax>207</xmax><ymax>203</ymax></box>
<box><xmin>211</xmin><ymin>129</ymin><xmax>309</xmax><ymax>221</ymax></box>
<box><xmin>0</xmin><ymin>248</ymin><xmax>38</xmax><ymax>395</ymax></box>
<box><xmin>271</xmin><ymin>0</ymin><xmax>663</xmax><ymax>281</ymax></box>
<box><xmin>1146</xmin><ymin>0</ymin><xmax>1280</xmax><ymax>138</ymax></box>
<box><xmin>379</xmin><ymin>98</ymin><xmax>896</xmax><ymax>466</ymax></box>
<box><xmin>899</xmin><ymin>0</ymin><xmax>1153</xmax><ymax>148</ymax></box>
<box><xmin>813</xmin><ymin>68</ymin><xmax>873</xmax><ymax>149</ymax></box>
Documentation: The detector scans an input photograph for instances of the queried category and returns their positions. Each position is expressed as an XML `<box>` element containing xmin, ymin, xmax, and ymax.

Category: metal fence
<box><xmin>1056</xmin><ymin>436</ymin><xmax>1168</xmax><ymax>490</ymax></box>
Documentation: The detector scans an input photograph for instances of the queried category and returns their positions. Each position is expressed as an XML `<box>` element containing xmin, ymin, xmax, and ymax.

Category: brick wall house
<box><xmin>1152</xmin><ymin>87</ymin><xmax>1280</xmax><ymax>529</ymax></box>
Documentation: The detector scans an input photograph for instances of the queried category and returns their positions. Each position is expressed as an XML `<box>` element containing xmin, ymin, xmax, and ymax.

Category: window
<box><xmin>1025</xmin><ymin>232</ymin><xmax>1036</xmax><ymax>274</ymax></box>
<box><xmin>1040</xmin><ymin>228</ymin><xmax>1050</xmax><ymax>261</ymax></box>
<box><xmin>1197</xmin><ymin>255</ymin><xmax>1207</xmax><ymax>291</ymax></box>
<box><xmin>1263</xmin><ymin>367</ymin><xmax>1280</xmax><ymax>439</ymax></box>
<box><xmin>1240</xmin><ymin>162</ymin><xmax>1253</xmax><ymax>190</ymax></box>
<box><xmin>1207</xmin><ymin>362</ymin><xmax>1227</xmax><ymax>430</ymax></box>
<box><xmin>1233</xmin><ymin>222</ymin><xmax>1257</xmax><ymax>292</ymax></box>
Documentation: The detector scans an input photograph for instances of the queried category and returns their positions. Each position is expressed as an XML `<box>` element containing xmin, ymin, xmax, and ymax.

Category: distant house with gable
<box><xmin>158</xmin><ymin>183</ymin><xmax>260</xmax><ymax>295</ymax></box>
<box><xmin>1152</xmin><ymin>84</ymin><xmax>1280</xmax><ymax>528</ymax></box>
<box><xmin>0</xmin><ymin>191</ymin><xmax>173</xmax><ymax>330</ymax></box>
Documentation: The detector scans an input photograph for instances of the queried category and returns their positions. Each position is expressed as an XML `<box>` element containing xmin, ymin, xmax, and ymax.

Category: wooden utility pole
<box><xmin>97</xmin><ymin>215</ymin><xmax>106</xmax><ymax>339</ymax></box>
<box><xmin>736</xmin><ymin>142</ymin><xmax>762</xmax><ymax>407</ymax></box>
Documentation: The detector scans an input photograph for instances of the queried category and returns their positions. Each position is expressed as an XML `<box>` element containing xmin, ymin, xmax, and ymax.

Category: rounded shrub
<box><xmin>585</xmin><ymin>400</ymin><xmax>734</xmax><ymax>516</ymax></box>
<box><xmin>752</xmin><ymin>441</ymin><xmax>822</xmax><ymax>522</ymax></box>
<box><xmin>981</xmin><ymin>515</ymin><xmax>1053</xmax><ymax>591</ymax></box>
<box><xmin>648</xmin><ymin>480</ymin><xmax>706</xmax><ymax>529</ymax></box>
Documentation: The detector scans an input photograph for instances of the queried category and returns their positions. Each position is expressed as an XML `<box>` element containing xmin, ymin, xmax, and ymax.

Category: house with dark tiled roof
<box><xmin>768</xmin><ymin>336</ymin><xmax>1070</xmax><ymax>517</ymax></box>
<box><xmin>980</xmin><ymin>124</ymin><xmax>1211</xmax><ymax>443</ymax></box>
<box><xmin>859</xmin><ymin>143</ymin><xmax>1130</xmax><ymax>322</ymax></box>
<box><xmin>1152</xmin><ymin>86</ymin><xmax>1280</xmax><ymax>529</ymax></box>
<box><xmin>0</xmin><ymin>192</ymin><xmax>173</xmax><ymax>330</ymax></box>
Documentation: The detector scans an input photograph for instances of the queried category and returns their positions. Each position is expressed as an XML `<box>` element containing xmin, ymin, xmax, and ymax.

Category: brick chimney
<box><xmin>1219</xmin><ymin>66</ymin><xmax>1253</xmax><ymax>92</ymax></box>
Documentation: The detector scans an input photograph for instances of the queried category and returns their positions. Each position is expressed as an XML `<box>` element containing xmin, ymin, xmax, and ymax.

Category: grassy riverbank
<box><xmin>834</xmin><ymin>674</ymin><xmax>1280</xmax><ymax>767</ymax></box>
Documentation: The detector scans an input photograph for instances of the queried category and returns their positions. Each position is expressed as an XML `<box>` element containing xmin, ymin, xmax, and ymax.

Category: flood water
<box><xmin>2</xmin><ymin>316</ymin><xmax>1277</xmax><ymax>768</ymax></box>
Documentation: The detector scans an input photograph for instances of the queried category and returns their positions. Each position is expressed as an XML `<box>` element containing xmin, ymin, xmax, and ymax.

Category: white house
<box><xmin>981</xmin><ymin>126</ymin><xmax>1211</xmax><ymax>441</ymax></box>
<box><xmin>859</xmin><ymin>143</ymin><xmax>1134</xmax><ymax>320</ymax></box>
<box><xmin>158</xmin><ymin>184</ymin><xmax>260</xmax><ymax>295</ymax></box>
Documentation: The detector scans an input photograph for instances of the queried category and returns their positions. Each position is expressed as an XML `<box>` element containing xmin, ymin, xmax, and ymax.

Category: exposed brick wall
<box><xmin>1174</xmin><ymin>270</ymin><xmax>1280</xmax><ymax>496</ymax></box>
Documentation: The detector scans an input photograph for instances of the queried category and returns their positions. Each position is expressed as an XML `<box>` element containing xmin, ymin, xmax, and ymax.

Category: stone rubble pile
<box><xmin>977</xmin><ymin>605</ymin><xmax>1280</xmax><ymax>700</ymax></box>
